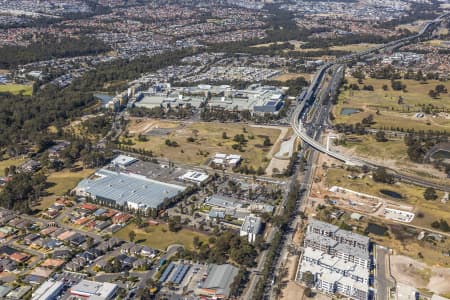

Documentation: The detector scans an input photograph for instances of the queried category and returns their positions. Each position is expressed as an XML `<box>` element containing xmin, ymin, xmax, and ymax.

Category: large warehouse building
<box><xmin>197</xmin><ymin>264</ymin><xmax>239</xmax><ymax>299</ymax></box>
<box><xmin>75</xmin><ymin>169</ymin><xmax>186</xmax><ymax>210</ymax></box>
<box><xmin>70</xmin><ymin>280</ymin><xmax>117</xmax><ymax>299</ymax></box>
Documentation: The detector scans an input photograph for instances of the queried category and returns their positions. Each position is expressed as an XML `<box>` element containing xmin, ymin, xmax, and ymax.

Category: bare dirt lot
<box><xmin>279</xmin><ymin>254</ymin><xmax>305</xmax><ymax>300</ymax></box>
<box><xmin>391</xmin><ymin>255</ymin><xmax>450</xmax><ymax>295</ymax></box>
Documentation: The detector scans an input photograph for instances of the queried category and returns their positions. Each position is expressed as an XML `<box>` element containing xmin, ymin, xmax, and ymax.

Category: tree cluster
<box><xmin>0</xmin><ymin>171</ymin><xmax>46</xmax><ymax>213</ymax></box>
<box><xmin>372</xmin><ymin>167</ymin><xmax>395</xmax><ymax>184</ymax></box>
<box><xmin>179</xmin><ymin>230</ymin><xmax>257</xmax><ymax>268</ymax></box>
<box><xmin>431</xmin><ymin>219</ymin><xmax>450</xmax><ymax>232</ymax></box>
<box><xmin>404</xmin><ymin>132</ymin><xmax>448</xmax><ymax>163</ymax></box>
<box><xmin>0</xmin><ymin>34</ymin><xmax>110</xmax><ymax>68</ymax></box>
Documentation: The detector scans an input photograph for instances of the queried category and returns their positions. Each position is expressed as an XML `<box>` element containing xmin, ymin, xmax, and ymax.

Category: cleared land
<box><xmin>423</xmin><ymin>39</ymin><xmax>449</xmax><ymax>47</ymax></box>
<box><xmin>251</xmin><ymin>41</ymin><xmax>380</xmax><ymax>54</ymax></box>
<box><xmin>396</xmin><ymin>20</ymin><xmax>427</xmax><ymax>33</ymax></box>
<box><xmin>391</xmin><ymin>255</ymin><xmax>450</xmax><ymax>295</ymax></box>
<box><xmin>0</xmin><ymin>83</ymin><xmax>33</xmax><ymax>96</ymax></box>
<box><xmin>0</xmin><ymin>157</ymin><xmax>26</xmax><ymax>176</ymax></box>
<box><xmin>329</xmin><ymin>43</ymin><xmax>381</xmax><ymax>52</ymax></box>
<box><xmin>46</xmin><ymin>168</ymin><xmax>95</xmax><ymax>196</ymax></box>
<box><xmin>125</xmin><ymin>119</ymin><xmax>282</xmax><ymax>169</ymax></box>
<box><xmin>113</xmin><ymin>223</ymin><xmax>208</xmax><ymax>251</ymax></box>
<box><xmin>279</xmin><ymin>255</ymin><xmax>305</xmax><ymax>300</ymax></box>
<box><xmin>334</xmin><ymin>76</ymin><xmax>450</xmax><ymax>131</ymax></box>
<box><xmin>294</xmin><ymin>42</ymin><xmax>380</xmax><ymax>53</ymax></box>
<box><xmin>324</xmin><ymin>168</ymin><xmax>449</xmax><ymax>231</ymax></box>
<box><xmin>273</xmin><ymin>73</ymin><xmax>313</xmax><ymax>82</ymax></box>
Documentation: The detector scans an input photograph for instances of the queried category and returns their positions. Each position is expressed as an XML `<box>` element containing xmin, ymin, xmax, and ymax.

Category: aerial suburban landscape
<box><xmin>0</xmin><ymin>0</ymin><xmax>449</xmax><ymax>299</ymax></box>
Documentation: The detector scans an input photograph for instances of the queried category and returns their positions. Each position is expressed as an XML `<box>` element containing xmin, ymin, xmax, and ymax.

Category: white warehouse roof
<box><xmin>111</xmin><ymin>155</ymin><xmax>138</xmax><ymax>167</ymax></box>
<box><xmin>70</xmin><ymin>280</ymin><xmax>117</xmax><ymax>300</ymax></box>
<box><xmin>76</xmin><ymin>169</ymin><xmax>186</xmax><ymax>209</ymax></box>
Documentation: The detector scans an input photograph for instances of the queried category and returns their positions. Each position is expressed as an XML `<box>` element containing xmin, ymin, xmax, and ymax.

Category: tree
<box><xmin>304</xmin><ymin>287</ymin><xmax>313</xmax><ymax>298</ymax></box>
<box><xmin>428</xmin><ymin>89</ymin><xmax>439</xmax><ymax>99</ymax></box>
<box><xmin>263</xmin><ymin>137</ymin><xmax>272</xmax><ymax>147</ymax></box>
<box><xmin>86</xmin><ymin>237</ymin><xmax>94</xmax><ymax>249</ymax></box>
<box><xmin>391</xmin><ymin>80</ymin><xmax>405</xmax><ymax>91</ymax></box>
<box><xmin>363</xmin><ymin>85</ymin><xmax>374</xmax><ymax>91</ymax></box>
<box><xmin>135</xmin><ymin>215</ymin><xmax>144</xmax><ymax>228</ymax></box>
<box><xmin>168</xmin><ymin>216</ymin><xmax>182</xmax><ymax>232</ymax></box>
<box><xmin>193</xmin><ymin>236</ymin><xmax>201</xmax><ymax>249</ymax></box>
<box><xmin>128</xmin><ymin>230</ymin><xmax>136</xmax><ymax>242</ymax></box>
<box><xmin>372</xmin><ymin>167</ymin><xmax>395</xmax><ymax>184</ymax></box>
<box><xmin>423</xmin><ymin>187</ymin><xmax>437</xmax><ymax>201</ymax></box>
<box><xmin>222</xmin><ymin>132</ymin><xmax>228</xmax><ymax>139</ymax></box>
<box><xmin>302</xmin><ymin>271</ymin><xmax>315</xmax><ymax>286</ymax></box>
<box><xmin>362</xmin><ymin>114</ymin><xmax>374</xmax><ymax>126</ymax></box>
<box><xmin>349</xmin><ymin>83</ymin><xmax>360</xmax><ymax>90</ymax></box>
<box><xmin>256</xmin><ymin>167</ymin><xmax>265</xmax><ymax>176</ymax></box>
<box><xmin>435</xmin><ymin>84</ymin><xmax>447</xmax><ymax>94</ymax></box>
<box><xmin>375</xmin><ymin>131</ymin><xmax>388</xmax><ymax>142</ymax></box>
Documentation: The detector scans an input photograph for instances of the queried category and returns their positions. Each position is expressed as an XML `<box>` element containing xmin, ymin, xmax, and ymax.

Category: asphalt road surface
<box><xmin>375</xmin><ymin>245</ymin><xmax>395</xmax><ymax>300</ymax></box>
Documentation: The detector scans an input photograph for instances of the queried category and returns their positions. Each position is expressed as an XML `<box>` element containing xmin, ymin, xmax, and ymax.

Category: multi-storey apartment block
<box><xmin>297</xmin><ymin>219</ymin><xmax>372</xmax><ymax>300</ymax></box>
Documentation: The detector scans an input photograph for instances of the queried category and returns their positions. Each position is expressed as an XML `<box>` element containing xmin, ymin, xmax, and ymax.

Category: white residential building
<box><xmin>240</xmin><ymin>215</ymin><xmax>262</xmax><ymax>243</ymax></box>
<box><xmin>297</xmin><ymin>219</ymin><xmax>371</xmax><ymax>300</ymax></box>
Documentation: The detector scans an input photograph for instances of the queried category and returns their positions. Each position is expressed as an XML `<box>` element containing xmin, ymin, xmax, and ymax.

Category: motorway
<box><xmin>256</xmin><ymin>12</ymin><xmax>450</xmax><ymax>300</ymax></box>
<box><xmin>290</xmin><ymin>13</ymin><xmax>450</xmax><ymax>192</ymax></box>
<box><xmin>242</xmin><ymin>153</ymin><xmax>301</xmax><ymax>300</ymax></box>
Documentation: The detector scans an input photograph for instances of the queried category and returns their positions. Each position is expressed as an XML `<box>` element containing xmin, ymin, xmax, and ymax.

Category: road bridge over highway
<box><xmin>290</xmin><ymin>12</ymin><xmax>450</xmax><ymax>192</ymax></box>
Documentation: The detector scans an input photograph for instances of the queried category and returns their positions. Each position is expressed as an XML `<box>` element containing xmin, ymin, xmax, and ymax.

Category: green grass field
<box><xmin>0</xmin><ymin>157</ymin><xmax>27</xmax><ymax>176</ymax></box>
<box><xmin>333</xmin><ymin>77</ymin><xmax>450</xmax><ymax>131</ymax></box>
<box><xmin>341</xmin><ymin>135</ymin><xmax>408</xmax><ymax>161</ymax></box>
<box><xmin>113</xmin><ymin>223</ymin><xmax>208</xmax><ymax>251</ymax></box>
<box><xmin>126</xmin><ymin>120</ymin><xmax>281</xmax><ymax>169</ymax></box>
<box><xmin>0</xmin><ymin>84</ymin><xmax>33</xmax><ymax>96</ymax></box>
<box><xmin>46</xmin><ymin>168</ymin><xmax>95</xmax><ymax>196</ymax></box>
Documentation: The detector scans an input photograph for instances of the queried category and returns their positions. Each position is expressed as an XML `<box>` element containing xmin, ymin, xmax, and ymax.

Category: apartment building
<box><xmin>304</xmin><ymin>219</ymin><xmax>371</xmax><ymax>268</ymax></box>
<box><xmin>297</xmin><ymin>219</ymin><xmax>372</xmax><ymax>300</ymax></box>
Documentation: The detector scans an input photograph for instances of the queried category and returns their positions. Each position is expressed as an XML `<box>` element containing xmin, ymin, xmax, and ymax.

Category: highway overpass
<box><xmin>291</xmin><ymin>12</ymin><xmax>450</xmax><ymax>192</ymax></box>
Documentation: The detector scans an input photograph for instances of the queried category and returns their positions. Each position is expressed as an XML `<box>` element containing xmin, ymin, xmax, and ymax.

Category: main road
<box><xmin>260</xmin><ymin>12</ymin><xmax>450</xmax><ymax>300</ymax></box>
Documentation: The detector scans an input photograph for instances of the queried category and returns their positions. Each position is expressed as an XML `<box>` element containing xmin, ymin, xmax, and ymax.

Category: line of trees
<box><xmin>253</xmin><ymin>183</ymin><xmax>302</xmax><ymax>299</ymax></box>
